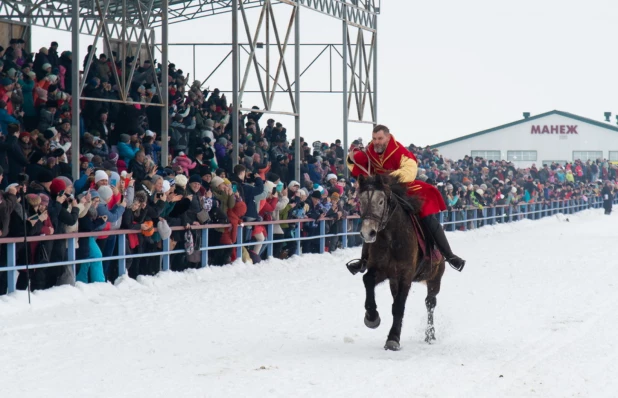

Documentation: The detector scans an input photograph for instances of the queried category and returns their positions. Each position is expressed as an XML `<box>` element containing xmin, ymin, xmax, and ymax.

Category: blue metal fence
<box><xmin>0</xmin><ymin>197</ymin><xmax>613</xmax><ymax>294</ymax></box>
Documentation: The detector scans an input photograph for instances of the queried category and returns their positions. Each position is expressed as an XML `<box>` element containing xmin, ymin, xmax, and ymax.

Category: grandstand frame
<box><xmin>0</xmin><ymin>0</ymin><xmax>381</xmax><ymax>180</ymax></box>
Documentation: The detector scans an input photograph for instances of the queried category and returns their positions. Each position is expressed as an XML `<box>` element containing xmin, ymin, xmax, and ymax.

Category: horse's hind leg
<box><xmin>425</xmin><ymin>276</ymin><xmax>442</xmax><ymax>343</ymax></box>
<box><xmin>363</xmin><ymin>268</ymin><xmax>383</xmax><ymax>329</ymax></box>
<box><xmin>385</xmin><ymin>277</ymin><xmax>412</xmax><ymax>351</ymax></box>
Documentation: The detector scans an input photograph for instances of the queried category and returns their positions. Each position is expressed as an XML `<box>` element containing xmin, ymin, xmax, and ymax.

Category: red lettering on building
<box><xmin>531</xmin><ymin>126</ymin><xmax>541</xmax><ymax>134</ymax></box>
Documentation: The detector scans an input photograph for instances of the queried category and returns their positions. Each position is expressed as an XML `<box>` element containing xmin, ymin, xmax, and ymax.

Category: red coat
<box><xmin>347</xmin><ymin>135</ymin><xmax>446</xmax><ymax>218</ymax></box>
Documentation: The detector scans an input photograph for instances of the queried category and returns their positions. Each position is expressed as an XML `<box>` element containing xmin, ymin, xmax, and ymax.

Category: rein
<box><xmin>361</xmin><ymin>186</ymin><xmax>399</xmax><ymax>232</ymax></box>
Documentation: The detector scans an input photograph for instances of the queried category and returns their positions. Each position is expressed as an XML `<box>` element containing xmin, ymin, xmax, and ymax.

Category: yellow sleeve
<box><xmin>390</xmin><ymin>155</ymin><xmax>418</xmax><ymax>183</ymax></box>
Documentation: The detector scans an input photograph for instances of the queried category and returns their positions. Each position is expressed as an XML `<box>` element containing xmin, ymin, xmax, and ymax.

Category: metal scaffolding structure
<box><xmin>0</xmin><ymin>0</ymin><xmax>381</xmax><ymax>180</ymax></box>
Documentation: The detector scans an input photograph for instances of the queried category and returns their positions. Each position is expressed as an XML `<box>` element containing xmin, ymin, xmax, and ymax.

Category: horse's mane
<box><xmin>358</xmin><ymin>174</ymin><xmax>423</xmax><ymax>215</ymax></box>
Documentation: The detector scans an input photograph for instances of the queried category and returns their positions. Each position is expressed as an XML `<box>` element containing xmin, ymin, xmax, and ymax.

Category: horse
<box><xmin>356</xmin><ymin>173</ymin><xmax>445</xmax><ymax>351</ymax></box>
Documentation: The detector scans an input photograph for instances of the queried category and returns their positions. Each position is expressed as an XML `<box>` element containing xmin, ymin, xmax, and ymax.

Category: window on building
<box><xmin>609</xmin><ymin>152</ymin><xmax>618</xmax><ymax>161</ymax></box>
<box><xmin>471</xmin><ymin>150</ymin><xmax>501</xmax><ymax>161</ymax></box>
<box><xmin>507</xmin><ymin>151</ymin><xmax>537</xmax><ymax>161</ymax></box>
<box><xmin>573</xmin><ymin>151</ymin><xmax>602</xmax><ymax>161</ymax></box>
<box><xmin>543</xmin><ymin>160</ymin><xmax>568</xmax><ymax>167</ymax></box>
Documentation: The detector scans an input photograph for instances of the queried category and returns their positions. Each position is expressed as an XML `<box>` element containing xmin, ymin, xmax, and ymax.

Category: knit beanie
<box><xmin>57</xmin><ymin>176</ymin><xmax>73</xmax><ymax>189</ymax></box>
<box><xmin>189</xmin><ymin>174</ymin><xmax>202</xmax><ymax>184</ymax></box>
<box><xmin>38</xmin><ymin>169</ymin><xmax>54</xmax><ymax>184</ymax></box>
<box><xmin>50</xmin><ymin>178</ymin><xmax>67</xmax><ymax>196</ymax></box>
<box><xmin>95</xmin><ymin>170</ymin><xmax>109</xmax><ymax>184</ymax></box>
<box><xmin>210</xmin><ymin>176</ymin><xmax>224</xmax><ymax>189</ymax></box>
<box><xmin>98</xmin><ymin>186</ymin><xmax>113</xmax><ymax>203</ymax></box>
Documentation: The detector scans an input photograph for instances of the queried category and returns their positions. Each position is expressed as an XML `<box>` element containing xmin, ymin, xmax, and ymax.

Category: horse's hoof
<box><xmin>384</xmin><ymin>340</ymin><xmax>400</xmax><ymax>351</ymax></box>
<box><xmin>364</xmin><ymin>312</ymin><xmax>381</xmax><ymax>329</ymax></box>
<box><xmin>424</xmin><ymin>335</ymin><xmax>436</xmax><ymax>344</ymax></box>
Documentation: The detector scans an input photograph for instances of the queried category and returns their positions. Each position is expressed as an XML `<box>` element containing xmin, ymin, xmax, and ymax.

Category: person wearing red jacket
<box><xmin>346</xmin><ymin>124</ymin><xmax>465</xmax><ymax>273</ymax></box>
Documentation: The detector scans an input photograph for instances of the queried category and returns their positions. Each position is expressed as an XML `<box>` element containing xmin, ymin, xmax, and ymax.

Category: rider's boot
<box><xmin>421</xmin><ymin>215</ymin><xmax>465</xmax><ymax>272</ymax></box>
<box><xmin>346</xmin><ymin>242</ymin><xmax>369</xmax><ymax>275</ymax></box>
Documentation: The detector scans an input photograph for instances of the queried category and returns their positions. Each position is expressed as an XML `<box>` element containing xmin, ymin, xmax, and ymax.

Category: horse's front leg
<box><xmin>385</xmin><ymin>276</ymin><xmax>412</xmax><ymax>351</ymax></box>
<box><xmin>425</xmin><ymin>275</ymin><xmax>442</xmax><ymax>343</ymax></box>
<box><xmin>363</xmin><ymin>268</ymin><xmax>381</xmax><ymax>329</ymax></box>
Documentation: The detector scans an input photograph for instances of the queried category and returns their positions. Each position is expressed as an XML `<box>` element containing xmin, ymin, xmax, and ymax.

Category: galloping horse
<box><xmin>356</xmin><ymin>174</ymin><xmax>445</xmax><ymax>350</ymax></box>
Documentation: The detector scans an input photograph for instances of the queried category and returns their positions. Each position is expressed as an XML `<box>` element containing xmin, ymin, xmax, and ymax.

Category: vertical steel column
<box><xmin>201</xmin><ymin>229</ymin><xmax>209</xmax><ymax>268</ymax></box>
<box><xmin>294</xmin><ymin>3</ymin><xmax>301</xmax><ymax>182</ymax></box>
<box><xmin>7</xmin><ymin>243</ymin><xmax>17</xmax><ymax>294</ymax></box>
<box><xmin>117</xmin><ymin>234</ymin><xmax>126</xmax><ymax>276</ymax></box>
<box><xmin>372</xmin><ymin>18</ymin><xmax>378</xmax><ymax>124</ymax></box>
<box><xmin>71</xmin><ymin>0</ymin><xmax>80</xmax><ymax>180</ymax></box>
<box><xmin>193</xmin><ymin>44</ymin><xmax>196</xmax><ymax>82</ymax></box>
<box><xmin>342</xmin><ymin>9</ymin><xmax>349</xmax><ymax>178</ymax></box>
<box><xmin>160</xmin><ymin>0</ymin><xmax>169</xmax><ymax>166</ymax></box>
<box><xmin>232</xmin><ymin>0</ymin><xmax>240</xmax><ymax>168</ymax></box>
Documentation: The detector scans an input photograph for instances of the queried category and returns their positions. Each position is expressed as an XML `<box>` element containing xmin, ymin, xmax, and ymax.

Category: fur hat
<box><xmin>94</xmin><ymin>170</ymin><xmax>109</xmax><ymax>184</ymax></box>
<box><xmin>26</xmin><ymin>193</ymin><xmax>41</xmax><ymax>206</ymax></box>
<box><xmin>174</xmin><ymin>174</ymin><xmax>188</xmax><ymax>188</ymax></box>
<box><xmin>311</xmin><ymin>190</ymin><xmax>322</xmax><ymax>199</ymax></box>
<box><xmin>98</xmin><ymin>186</ymin><xmax>113</xmax><ymax>203</ymax></box>
<box><xmin>50</xmin><ymin>178</ymin><xmax>67</xmax><ymax>196</ymax></box>
<box><xmin>326</xmin><ymin>173</ymin><xmax>337</xmax><ymax>182</ymax></box>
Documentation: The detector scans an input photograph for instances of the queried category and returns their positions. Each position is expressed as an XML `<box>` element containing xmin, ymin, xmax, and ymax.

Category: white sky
<box><xmin>31</xmin><ymin>0</ymin><xmax>618</xmax><ymax>147</ymax></box>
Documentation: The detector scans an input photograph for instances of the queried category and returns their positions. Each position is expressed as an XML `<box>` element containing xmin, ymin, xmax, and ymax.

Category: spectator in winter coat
<box><xmin>0</xmin><ymin>99</ymin><xmax>18</xmax><ymax>135</ymax></box>
<box><xmin>172</xmin><ymin>152</ymin><xmax>197</xmax><ymax>175</ymax></box>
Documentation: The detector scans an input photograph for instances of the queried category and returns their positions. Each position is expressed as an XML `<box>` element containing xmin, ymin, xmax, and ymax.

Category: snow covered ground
<box><xmin>1</xmin><ymin>210</ymin><xmax>618</xmax><ymax>398</ymax></box>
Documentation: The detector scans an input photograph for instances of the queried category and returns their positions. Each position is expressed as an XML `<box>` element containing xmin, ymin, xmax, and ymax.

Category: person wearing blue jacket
<box><xmin>117</xmin><ymin>133</ymin><xmax>140</xmax><ymax>165</ymax></box>
<box><xmin>0</xmin><ymin>100</ymin><xmax>19</xmax><ymax>136</ymax></box>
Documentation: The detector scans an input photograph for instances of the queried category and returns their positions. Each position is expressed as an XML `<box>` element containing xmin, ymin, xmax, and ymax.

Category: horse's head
<box><xmin>358</xmin><ymin>174</ymin><xmax>392</xmax><ymax>243</ymax></box>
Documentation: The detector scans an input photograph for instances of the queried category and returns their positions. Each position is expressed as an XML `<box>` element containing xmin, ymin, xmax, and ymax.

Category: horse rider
<box><xmin>346</xmin><ymin>124</ymin><xmax>466</xmax><ymax>273</ymax></box>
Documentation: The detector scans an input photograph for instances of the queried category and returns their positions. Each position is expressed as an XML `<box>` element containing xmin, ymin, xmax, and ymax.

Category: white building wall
<box><xmin>434</xmin><ymin>114</ymin><xmax>618</xmax><ymax>168</ymax></box>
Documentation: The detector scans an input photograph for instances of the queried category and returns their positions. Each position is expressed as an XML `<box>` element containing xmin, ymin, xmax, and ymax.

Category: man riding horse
<box><xmin>346</xmin><ymin>124</ymin><xmax>466</xmax><ymax>273</ymax></box>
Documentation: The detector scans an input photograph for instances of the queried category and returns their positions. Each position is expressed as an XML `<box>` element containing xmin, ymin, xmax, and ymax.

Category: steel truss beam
<box><xmin>0</xmin><ymin>0</ymin><xmax>379</xmax><ymax>37</ymax></box>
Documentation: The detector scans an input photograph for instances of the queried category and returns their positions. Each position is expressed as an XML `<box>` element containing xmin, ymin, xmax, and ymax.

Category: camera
<box><xmin>156</xmin><ymin>193</ymin><xmax>164</xmax><ymax>198</ymax></box>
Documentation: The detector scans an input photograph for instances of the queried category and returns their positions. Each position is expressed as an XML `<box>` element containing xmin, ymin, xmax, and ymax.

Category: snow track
<box><xmin>1</xmin><ymin>210</ymin><xmax>617</xmax><ymax>397</ymax></box>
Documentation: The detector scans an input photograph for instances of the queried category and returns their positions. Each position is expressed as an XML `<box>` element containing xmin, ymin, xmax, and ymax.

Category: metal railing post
<box><xmin>342</xmin><ymin>218</ymin><xmax>348</xmax><ymax>249</ymax></box>
<box><xmin>319</xmin><ymin>220</ymin><xmax>326</xmax><ymax>253</ymax></box>
<box><xmin>267</xmin><ymin>224</ymin><xmax>274</xmax><ymax>258</ymax></box>
<box><xmin>7</xmin><ymin>243</ymin><xmax>17</xmax><ymax>294</ymax></box>
<box><xmin>236</xmin><ymin>225</ymin><xmax>243</xmax><ymax>260</ymax></box>
<box><xmin>491</xmin><ymin>206</ymin><xmax>496</xmax><ymax>225</ymax></box>
<box><xmin>451</xmin><ymin>210</ymin><xmax>456</xmax><ymax>231</ymax></box>
<box><xmin>462</xmin><ymin>209</ymin><xmax>467</xmax><ymax>231</ymax></box>
<box><xmin>117</xmin><ymin>235</ymin><xmax>126</xmax><ymax>276</ymax></box>
<box><xmin>296</xmin><ymin>221</ymin><xmax>301</xmax><ymax>255</ymax></box>
<box><xmin>438</xmin><ymin>211</ymin><xmax>444</xmax><ymax>224</ymax></box>
<box><xmin>162</xmin><ymin>238</ymin><xmax>170</xmax><ymax>271</ymax></box>
<box><xmin>201</xmin><ymin>229</ymin><xmax>209</xmax><ymax>268</ymax></box>
<box><xmin>68</xmin><ymin>237</ymin><xmax>77</xmax><ymax>280</ymax></box>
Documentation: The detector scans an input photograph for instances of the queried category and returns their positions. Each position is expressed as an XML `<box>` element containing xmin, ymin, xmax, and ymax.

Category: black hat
<box><xmin>189</xmin><ymin>174</ymin><xmax>202</xmax><ymax>184</ymax></box>
<box><xmin>50</xmin><ymin>148</ymin><xmax>65</xmax><ymax>158</ymax></box>
<box><xmin>195</xmin><ymin>147</ymin><xmax>204</xmax><ymax>156</ymax></box>
<box><xmin>38</xmin><ymin>169</ymin><xmax>54</xmax><ymax>183</ymax></box>
<box><xmin>29</xmin><ymin>151</ymin><xmax>45</xmax><ymax>164</ymax></box>
<box><xmin>43</xmin><ymin>129</ymin><xmax>56</xmax><ymax>140</ymax></box>
<box><xmin>311</xmin><ymin>190</ymin><xmax>322</xmax><ymax>199</ymax></box>
<box><xmin>51</xmin><ymin>41</ymin><xmax>59</xmax><ymax>47</ymax></box>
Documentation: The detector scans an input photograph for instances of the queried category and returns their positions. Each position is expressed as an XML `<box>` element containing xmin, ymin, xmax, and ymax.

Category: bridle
<box><xmin>360</xmin><ymin>186</ymin><xmax>398</xmax><ymax>233</ymax></box>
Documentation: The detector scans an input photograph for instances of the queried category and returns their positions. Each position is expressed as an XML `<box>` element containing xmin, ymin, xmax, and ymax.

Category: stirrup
<box><xmin>346</xmin><ymin>259</ymin><xmax>367</xmax><ymax>275</ymax></box>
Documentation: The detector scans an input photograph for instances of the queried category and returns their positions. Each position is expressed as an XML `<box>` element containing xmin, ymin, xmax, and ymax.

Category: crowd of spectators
<box><xmin>0</xmin><ymin>38</ymin><xmax>615</xmax><ymax>293</ymax></box>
